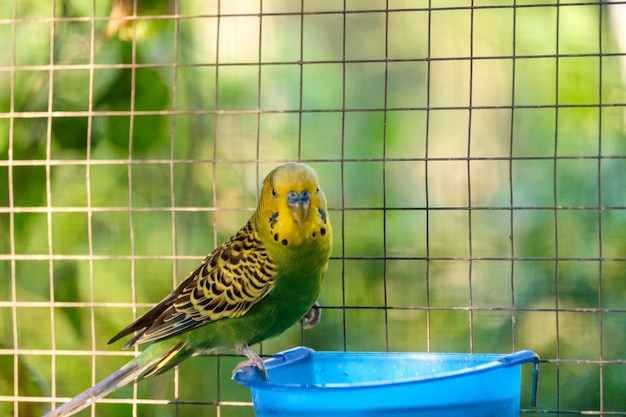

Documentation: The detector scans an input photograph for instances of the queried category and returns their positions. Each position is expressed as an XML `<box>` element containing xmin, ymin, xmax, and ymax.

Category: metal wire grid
<box><xmin>1</xmin><ymin>0</ymin><xmax>626</xmax><ymax>416</ymax></box>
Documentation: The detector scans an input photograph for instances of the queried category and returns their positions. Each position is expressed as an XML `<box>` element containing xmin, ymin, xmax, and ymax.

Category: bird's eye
<box><xmin>272</xmin><ymin>189</ymin><xmax>277</xmax><ymax>197</ymax></box>
<box><xmin>316</xmin><ymin>187</ymin><xmax>320</xmax><ymax>193</ymax></box>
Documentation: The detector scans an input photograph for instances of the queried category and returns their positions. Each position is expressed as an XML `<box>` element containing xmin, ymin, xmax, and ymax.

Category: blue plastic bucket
<box><xmin>234</xmin><ymin>346</ymin><xmax>539</xmax><ymax>417</ymax></box>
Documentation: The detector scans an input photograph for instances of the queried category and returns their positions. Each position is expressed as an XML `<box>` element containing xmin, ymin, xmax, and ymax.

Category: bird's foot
<box><xmin>232</xmin><ymin>344</ymin><xmax>268</xmax><ymax>381</ymax></box>
<box><xmin>301</xmin><ymin>301</ymin><xmax>322</xmax><ymax>329</ymax></box>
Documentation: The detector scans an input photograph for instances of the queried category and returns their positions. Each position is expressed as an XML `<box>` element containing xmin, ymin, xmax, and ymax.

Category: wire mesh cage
<box><xmin>1</xmin><ymin>0</ymin><xmax>625</xmax><ymax>416</ymax></box>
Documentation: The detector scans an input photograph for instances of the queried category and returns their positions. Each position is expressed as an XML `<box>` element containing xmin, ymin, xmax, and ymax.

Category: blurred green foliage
<box><xmin>1</xmin><ymin>1</ymin><xmax>626</xmax><ymax>416</ymax></box>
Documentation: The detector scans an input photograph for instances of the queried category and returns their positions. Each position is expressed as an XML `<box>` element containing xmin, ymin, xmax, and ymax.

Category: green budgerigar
<box><xmin>44</xmin><ymin>162</ymin><xmax>332</xmax><ymax>417</ymax></box>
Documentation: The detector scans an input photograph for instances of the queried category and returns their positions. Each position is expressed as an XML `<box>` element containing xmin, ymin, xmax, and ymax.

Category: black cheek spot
<box><xmin>320</xmin><ymin>227</ymin><xmax>326</xmax><ymax>236</ymax></box>
<box><xmin>318</xmin><ymin>208</ymin><xmax>327</xmax><ymax>224</ymax></box>
<box><xmin>269</xmin><ymin>212</ymin><xmax>279</xmax><ymax>228</ymax></box>
<box><xmin>274</xmin><ymin>233</ymin><xmax>279</xmax><ymax>242</ymax></box>
<box><xmin>312</xmin><ymin>232</ymin><xmax>316</xmax><ymax>238</ymax></box>
<box><xmin>281</xmin><ymin>239</ymin><xmax>288</xmax><ymax>246</ymax></box>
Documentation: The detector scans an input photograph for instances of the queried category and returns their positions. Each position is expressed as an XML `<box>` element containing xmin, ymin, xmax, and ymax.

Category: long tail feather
<box><xmin>43</xmin><ymin>358</ymin><xmax>146</xmax><ymax>417</ymax></box>
<box><xmin>44</xmin><ymin>341</ymin><xmax>188</xmax><ymax>417</ymax></box>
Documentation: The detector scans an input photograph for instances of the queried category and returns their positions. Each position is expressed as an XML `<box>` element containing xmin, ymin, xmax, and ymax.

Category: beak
<box><xmin>287</xmin><ymin>191</ymin><xmax>311</xmax><ymax>227</ymax></box>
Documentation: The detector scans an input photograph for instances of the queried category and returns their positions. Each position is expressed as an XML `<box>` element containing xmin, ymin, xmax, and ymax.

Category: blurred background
<box><xmin>1</xmin><ymin>0</ymin><xmax>626</xmax><ymax>416</ymax></box>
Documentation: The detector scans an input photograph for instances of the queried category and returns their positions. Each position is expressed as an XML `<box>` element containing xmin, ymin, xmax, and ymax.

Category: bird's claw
<box><xmin>231</xmin><ymin>359</ymin><xmax>268</xmax><ymax>381</ymax></box>
<box><xmin>232</xmin><ymin>344</ymin><xmax>268</xmax><ymax>381</ymax></box>
<box><xmin>301</xmin><ymin>301</ymin><xmax>322</xmax><ymax>329</ymax></box>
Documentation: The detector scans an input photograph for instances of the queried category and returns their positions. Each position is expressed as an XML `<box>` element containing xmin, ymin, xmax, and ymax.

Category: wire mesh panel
<box><xmin>1</xmin><ymin>0</ymin><xmax>625</xmax><ymax>416</ymax></box>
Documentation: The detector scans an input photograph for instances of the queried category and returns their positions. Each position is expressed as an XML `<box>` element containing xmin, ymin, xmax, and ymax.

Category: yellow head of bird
<box><xmin>256</xmin><ymin>163</ymin><xmax>330</xmax><ymax>248</ymax></box>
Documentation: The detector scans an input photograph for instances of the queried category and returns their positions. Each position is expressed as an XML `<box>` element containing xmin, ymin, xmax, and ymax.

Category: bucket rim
<box><xmin>234</xmin><ymin>346</ymin><xmax>539</xmax><ymax>391</ymax></box>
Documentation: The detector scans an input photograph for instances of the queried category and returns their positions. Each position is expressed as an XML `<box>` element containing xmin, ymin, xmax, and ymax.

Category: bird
<box><xmin>44</xmin><ymin>162</ymin><xmax>332</xmax><ymax>417</ymax></box>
